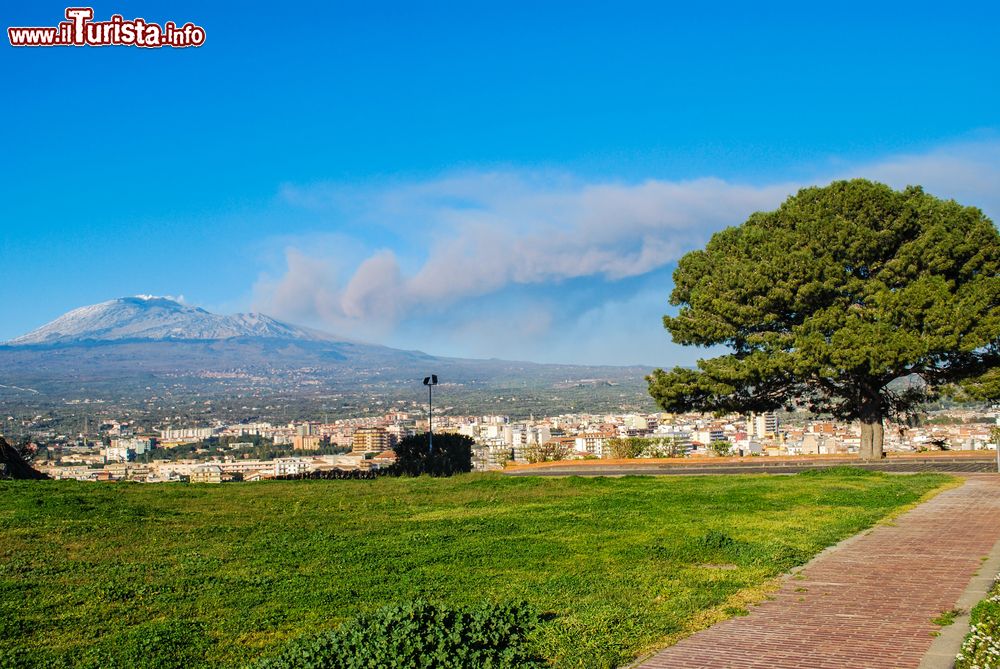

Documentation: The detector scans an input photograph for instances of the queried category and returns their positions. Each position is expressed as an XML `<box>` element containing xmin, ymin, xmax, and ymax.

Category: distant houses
<box><xmin>31</xmin><ymin>405</ymin><xmax>1000</xmax><ymax>481</ymax></box>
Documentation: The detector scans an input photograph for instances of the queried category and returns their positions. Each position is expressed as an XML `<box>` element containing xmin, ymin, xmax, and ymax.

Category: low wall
<box><xmin>502</xmin><ymin>451</ymin><xmax>999</xmax><ymax>476</ymax></box>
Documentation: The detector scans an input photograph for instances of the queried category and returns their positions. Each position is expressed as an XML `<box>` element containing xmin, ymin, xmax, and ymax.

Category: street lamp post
<box><xmin>423</xmin><ymin>375</ymin><xmax>438</xmax><ymax>454</ymax></box>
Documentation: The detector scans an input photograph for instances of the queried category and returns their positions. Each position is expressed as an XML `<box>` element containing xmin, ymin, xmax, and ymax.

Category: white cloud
<box><xmin>844</xmin><ymin>138</ymin><xmax>1000</xmax><ymax>218</ymax></box>
<box><xmin>258</xmin><ymin>174</ymin><xmax>796</xmax><ymax>320</ymax></box>
<box><xmin>253</xmin><ymin>138</ymin><xmax>1000</xmax><ymax>364</ymax></box>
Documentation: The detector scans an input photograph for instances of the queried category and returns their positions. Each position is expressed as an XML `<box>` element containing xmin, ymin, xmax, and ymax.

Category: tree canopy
<box><xmin>647</xmin><ymin>179</ymin><xmax>1000</xmax><ymax>459</ymax></box>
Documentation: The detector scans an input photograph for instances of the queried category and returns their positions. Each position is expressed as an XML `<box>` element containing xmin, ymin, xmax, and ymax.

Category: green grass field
<box><xmin>1</xmin><ymin>470</ymin><xmax>949</xmax><ymax>668</ymax></box>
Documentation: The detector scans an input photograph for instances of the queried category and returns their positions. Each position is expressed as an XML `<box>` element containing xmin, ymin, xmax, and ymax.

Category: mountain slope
<box><xmin>7</xmin><ymin>296</ymin><xmax>323</xmax><ymax>345</ymax></box>
<box><xmin>0</xmin><ymin>297</ymin><xmax>655</xmax><ymax>418</ymax></box>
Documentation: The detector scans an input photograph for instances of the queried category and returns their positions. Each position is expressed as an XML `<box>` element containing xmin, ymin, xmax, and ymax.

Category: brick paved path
<box><xmin>638</xmin><ymin>475</ymin><xmax>1000</xmax><ymax>669</ymax></box>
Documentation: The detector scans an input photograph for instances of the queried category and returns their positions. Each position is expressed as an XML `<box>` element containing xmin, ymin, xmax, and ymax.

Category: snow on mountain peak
<box><xmin>6</xmin><ymin>297</ymin><xmax>322</xmax><ymax>346</ymax></box>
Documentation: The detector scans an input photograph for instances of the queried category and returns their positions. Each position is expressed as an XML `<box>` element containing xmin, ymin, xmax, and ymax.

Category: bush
<box><xmin>956</xmin><ymin>574</ymin><xmax>1000</xmax><ymax>669</ymax></box>
<box><xmin>606</xmin><ymin>437</ymin><xmax>646</xmax><ymax>459</ymax></box>
<box><xmin>0</xmin><ymin>437</ymin><xmax>49</xmax><ymax>480</ymax></box>
<box><xmin>606</xmin><ymin>437</ymin><xmax>687</xmax><ymax>459</ymax></box>
<box><xmin>253</xmin><ymin>600</ymin><xmax>543</xmax><ymax>669</ymax></box>
<box><xmin>709</xmin><ymin>440</ymin><xmax>732</xmax><ymax>457</ymax></box>
<box><xmin>525</xmin><ymin>441</ymin><xmax>572</xmax><ymax>463</ymax></box>
<box><xmin>393</xmin><ymin>432</ymin><xmax>474</xmax><ymax>477</ymax></box>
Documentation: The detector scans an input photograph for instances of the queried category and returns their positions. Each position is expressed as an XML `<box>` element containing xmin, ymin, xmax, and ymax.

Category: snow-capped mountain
<box><xmin>6</xmin><ymin>296</ymin><xmax>324</xmax><ymax>346</ymax></box>
<box><xmin>0</xmin><ymin>296</ymin><xmax>650</xmax><ymax>413</ymax></box>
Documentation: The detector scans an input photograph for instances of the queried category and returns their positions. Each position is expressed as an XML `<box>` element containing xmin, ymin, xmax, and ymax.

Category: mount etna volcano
<box><xmin>7</xmin><ymin>296</ymin><xmax>326</xmax><ymax>346</ymax></box>
<box><xmin>0</xmin><ymin>297</ymin><xmax>654</xmax><ymax>420</ymax></box>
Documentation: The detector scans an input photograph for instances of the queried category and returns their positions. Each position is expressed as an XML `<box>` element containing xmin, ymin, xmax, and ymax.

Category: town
<box><xmin>13</xmin><ymin>403</ymin><xmax>1000</xmax><ymax>483</ymax></box>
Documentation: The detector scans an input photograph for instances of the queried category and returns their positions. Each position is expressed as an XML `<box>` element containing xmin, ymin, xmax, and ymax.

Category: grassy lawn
<box><xmin>0</xmin><ymin>470</ymin><xmax>949</xmax><ymax>668</ymax></box>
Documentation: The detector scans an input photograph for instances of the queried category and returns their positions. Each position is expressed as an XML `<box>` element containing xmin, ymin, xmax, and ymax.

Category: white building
<box><xmin>273</xmin><ymin>458</ymin><xmax>313</xmax><ymax>477</ymax></box>
<box><xmin>108</xmin><ymin>436</ymin><xmax>155</xmax><ymax>456</ymax></box>
<box><xmin>692</xmin><ymin>427</ymin><xmax>726</xmax><ymax>445</ymax></box>
<box><xmin>160</xmin><ymin>427</ymin><xmax>216</xmax><ymax>441</ymax></box>
<box><xmin>102</xmin><ymin>445</ymin><xmax>135</xmax><ymax>463</ymax></box>
<box><xmin>746</xmin><ymin>412</ymin><xmax>779</xmax><ymax>439</ymax></box>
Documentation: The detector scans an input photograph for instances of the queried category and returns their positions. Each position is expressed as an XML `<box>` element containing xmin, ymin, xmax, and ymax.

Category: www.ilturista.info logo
<box><xmin>8</xmin><ymin>8</ymin><xmax>206</xmax><ymax>48</ymax></box>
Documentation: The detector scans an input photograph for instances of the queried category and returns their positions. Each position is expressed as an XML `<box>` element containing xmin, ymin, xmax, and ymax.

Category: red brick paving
<box><xmin>638</xmin><ymin>474</ymin><xmax>1000</xmax><ymax>669</ymax></box>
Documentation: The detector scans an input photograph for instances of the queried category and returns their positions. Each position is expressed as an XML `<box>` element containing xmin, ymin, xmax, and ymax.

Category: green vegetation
<box><xmin>956</xmin><ymin>574</ymin><xmax>1000</xmax><ymax>668</ymax></box>
<box><xmin>0</xmin><ymin>364</ymin><xmax>658</xmax><ymax>443</ymax></box>
<box><xmin>605</xmin><ymin>436</ymin><xmax>687</xmax><ymax>459</ymax></box>
<box><xmin>648</xmin><ymin>179</ymin><xmax>1000</xmax><ymax>459</ymax></box>
<box><xmin>393</xmin><ymin>432</ymin><xmax>474</xmax><ymax>476</ymax></box>
<box><xmin>0</xmin><ymin>471</ymin><xmax>948</xmax><ymax>668</ymax></box>
<box><xmin>525</xmin><ymin>440</ymin><xmax>573</xmax><ymax>463</ymax></box>
<box><xmin>0</xmin><ymin>437</ymin><xmax>48</xmax><ymax>480</ymax></box>
<box><xmin>931</xmin><ymin>608</ymin><xmax>962</xmax><ymax>628</ymax></box>
<box><xmin>252</xmin><ymin>600</ymin><xmax>542</xmax><ymax>669</ymax></box>
<box><xmin>708</xmin><ymin>440</ymin><xmax>733</xmax><ymax>457</ymax></box>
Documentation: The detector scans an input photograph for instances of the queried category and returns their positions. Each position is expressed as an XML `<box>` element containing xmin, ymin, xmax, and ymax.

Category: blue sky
<box><xmin>3</xmin><ymin>1</ymin><xmax>999</xmax><ymax>365</ymax></box>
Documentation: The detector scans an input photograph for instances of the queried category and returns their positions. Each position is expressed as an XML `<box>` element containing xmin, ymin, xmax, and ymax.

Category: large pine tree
<box><xmin>647</xmin><ymin>179</ymin><xmax>1000</xmax><ymax>459</ymax></box>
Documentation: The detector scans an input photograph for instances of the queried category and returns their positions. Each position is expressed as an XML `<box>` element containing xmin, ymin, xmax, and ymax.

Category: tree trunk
<box><xmin>858</xmin><ymin>399</ymin><xmax>885</xmax><ymax>460</ymax></box>
<box><xmin>859</xmin><ymin>421</ymin><xmax>873</xmax><ymax>460</ymax></box>
<box><xmin>872</xmin><ymin>420</ymin><xmax>884</xmax><ymax>460</ymax></box>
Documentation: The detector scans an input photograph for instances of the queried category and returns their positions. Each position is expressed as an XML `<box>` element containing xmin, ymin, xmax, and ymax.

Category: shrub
<box><xmin>606</xmin><ymin>437</ymin><xmax>687</xmax><ymax>459</ymax></box>
<box><xmin>393</xmin><ymin>433</ymin><xmax>474</xmax><ymax>476</ymax></box>
<box><xmin>643</xmin><ymin>436</ymin><xmax>687</xmax><ymax>458</ymax></box>
<box><xmin>0</xmin><ymin>437</ymin><xmax>49</xmax><ymax>480</ymax></box>
<box><xmin>709</xmin><ymin>440</ymin><xmax>732</xmax><ymax>457</ymax></box>
<box><xmin>253</xmin><ymin>600</ymin><xmax>543</xmax><ymax>669</ymax></box>
<box><xmin>525</xmin><ymin>441</ymin><xmax>572</xmax><ymax>463</ymax></box>
<box><xmin>956</xmin><ymin>574</ymin><xmax>1000</xmax><ymax>669</ymax></box>
<box><xmin>606</xmin><ymin>437</ymin><xmax>646</xmax><ymax>459</ymax></box>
